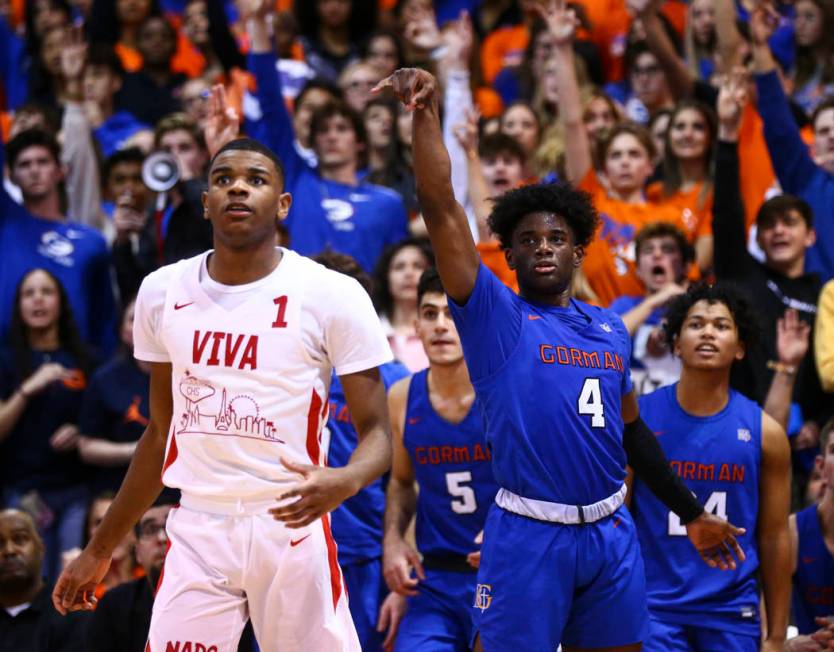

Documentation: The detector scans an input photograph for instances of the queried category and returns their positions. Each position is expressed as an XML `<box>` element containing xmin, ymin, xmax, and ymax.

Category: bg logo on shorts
<box><xmin>474</xmin><ymin>584</ymin><xmax>493</xmax><ymax>612</ymax></box>
<box><xmin>164</xmin><ymin>642</ymin><xmax>218</xmax><ymax>652</ymax></box>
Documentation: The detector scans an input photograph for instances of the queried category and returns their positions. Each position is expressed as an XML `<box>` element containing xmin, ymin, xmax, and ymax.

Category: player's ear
<box><xmin>277</xmin><ymin>191</ymin><xmax>292</xmax><ymax>221</ymax></box>
<box><xmin>734</xmin><ymin>340</ymin><xmax>745</xmax><ymax>361</ymax></box>
<box><xmin>672</xmin><ymin>334</ymin><xmax>681</xmax><ymax>358</ymax></box>
<box><xmin>201</xmin><ymin>190</ymin><xmax>209</xmax><ymax>221</ymax></box>
<box><xmin>573</xmin><ymin>245</ymin><xmax>585</xmax><ymax>267</ymax></box>
<box><xmin>504</xmin><ymin>246</ymin><xmax>515</xmax><ymax>270</ymax></box>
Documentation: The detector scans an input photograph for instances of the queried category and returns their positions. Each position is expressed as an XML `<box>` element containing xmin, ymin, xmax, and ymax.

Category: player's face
<box><xmin>673</xmin><ymin>300</ymin><xmax>744</xmax><ymax>370</ymax></box>
<box><xmin>583</xmin><ymin>97</ymin><xmax>617</xmax><ymax>146</ymax></box>
<box><xmin>636</xmin><ymin>236</ymin><xmax>685</xmax><ymax>292</ymax></box>
<box><xmin>668</xmin><ymin>107</ymin><xmax>710</xmax><ymax>162</ymax></box>
<box><xmin>603</xmin><ymin>133</ymin><xmax>653</xmax><ymax>196</ymax></box>
<box><xmin>506</xmin><ymin>212</ymin><xmax>582</xmax><ymax>299</ymax></box>
<box><xmin>813</xmin><ymin>108</ymin><xmax>834</xmax><ymax>173</ymax></box>
<box><xmin>388</xmin><ymin>246</ymin><xmax>429</xmax><ymax>304</ymax></box>
<box><xmin>106</xmin><ymin>161</ymin><xmax>149</xmax><ymax>208</ymax></box>
<box><xmin>814</xmin><ymin>434</ymin><xmax>834</xmax><ymax>501</ymax></box>
<box><xmin>135</xmin><ymin>505</ymin><xmax>172</xmax><ymax>578</ymax></box>
<box><xmin>11</xmin><ymin>145</ymin><xmax>63</xmax><ymax>202</ymax></box>
<box><xmin>416</xmin><ymin>292</ymin><xmax>464</xmax><ymax>366</ymax></box>
<box><xmin>756</xmin><ymin>209</ymin><xmax>816</xmax><ymax>269</ymax></box>
<box><xmin>294</xmin><ymin>88</ymin><xmax>336</xmax><ymax>148</ymax></box>
<box><xmin>481</xmin><ymin>153</ymin><xmax>524</xmax><ymax>195</ymax></box>
<box><xmin>19</xmin><ymin>270</ymin><xmax>61</xmax><ymax>332</ymax></box>
<box><xmin>0</xmin><ymin>512</ymin><xmax>44</xmax><ymax>591</ymax></box>
<box><xmin>313</xmin><ymin>115</ymin><xmax>361</xmax><ymax>169</ymax></box>
<box><xmin>203</xmin><ymin>150</ymin><xmax>291</xmax><ymax>251</ymax></box>
<box><xmin>159</xmin><ymin>128</ymin><xmax>208</xmax><ymax>179</ymax></box>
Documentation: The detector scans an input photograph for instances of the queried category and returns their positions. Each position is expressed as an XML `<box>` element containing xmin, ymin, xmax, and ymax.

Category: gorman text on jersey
<box><xmin>538</xmin><ymin>345</ymin><xmax>625</xmax><ymax>372</ymax></box>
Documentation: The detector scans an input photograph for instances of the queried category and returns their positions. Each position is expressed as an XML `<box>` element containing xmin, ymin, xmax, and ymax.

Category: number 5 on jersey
<box><xmin>446</xmin><ymin>471</ymin><xmax>477</xmax><ymax>514</ymax></box>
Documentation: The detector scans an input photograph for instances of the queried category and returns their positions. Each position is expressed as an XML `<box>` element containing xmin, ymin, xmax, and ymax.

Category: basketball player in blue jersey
<box><xmin>383</xmin><ymin>268</ymin><xmax>498</xmax><ymax>652</ymax></box>
<box><xmin>375</xmin><ymin>54</ymin><xmax>745</xmax><ymax>652</ymax></box>
<box><xmin>789</xmin><ymin>418</ymin><xmax>834</xmax><ymax>648</ymax></box>
<box><xmin>313</xmin><ymin>251</ymin><xmax>411</xmax><ymax>652</ymax></box>
<box><xmin>631</xmin><ymin>284</ymin><xmax>792</xmax><ymax>652</ymax></box>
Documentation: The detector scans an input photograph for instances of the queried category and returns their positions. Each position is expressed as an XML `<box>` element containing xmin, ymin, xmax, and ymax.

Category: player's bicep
<box><xmin>147</xmin><ymin>362</ymin><xmax>173</xmax><ymax>445</ymax></box>
<box><xmin>341</xmin><ymin>366</ymin><xmax>390</xmax><ymax>440</ymax></box>
<box><xmin>424</xmin><ymin>201</ymin><xmax>481</xmax><ymax>305</ymax></box>
<box><xmin>621</xmin><ymin>391</ymin><xmax>639</xmax><ymax>425</ymax></box>
<box><xmin>759</xmin><ymin>412</ymin><xmax>791</xmax><ymax>533</ymax></box>
<box><xmin>387</xmin><ymin>378</ymin><xmax>414</xmax><ymax>484</ymax></box>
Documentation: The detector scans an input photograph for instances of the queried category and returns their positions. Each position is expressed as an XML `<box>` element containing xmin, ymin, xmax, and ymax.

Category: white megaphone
<box><xmin>142</xmin><ymin>151</ymin><xmax>180</xmax><ymax>192</ymax></box>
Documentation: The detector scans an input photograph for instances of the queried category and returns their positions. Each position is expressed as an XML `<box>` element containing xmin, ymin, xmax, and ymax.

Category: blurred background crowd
<box><xmin>0</xmin><ymin>0</ymin><xmax>833</xmax><ymax>650</ymax></box>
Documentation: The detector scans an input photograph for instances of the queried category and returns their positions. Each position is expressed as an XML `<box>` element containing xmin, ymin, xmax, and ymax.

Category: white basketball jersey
<box><xmin>133</xmin><ymin>248</ymin><xmax>392</xmax><ymax>506</ymax></box>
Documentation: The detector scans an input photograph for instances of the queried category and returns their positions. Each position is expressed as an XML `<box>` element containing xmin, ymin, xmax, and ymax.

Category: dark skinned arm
<box><xmin>270</xmin><ymin>367</ymin><xmax>392</xmax><ymax>527</ymax></box>
<box><xmin>758</xmin><ymin>412</ymin><xmax>792</xmax><ymax>652</ymax></box>
<box><xmin>53</xmin><ymin>362</ymin><xmax>172</xmax><ymax>613</ymax></box>
<box><xmin>373</xmin><ymin>69</ymin><xmax>480</xmax><ymax>304</ymax></box>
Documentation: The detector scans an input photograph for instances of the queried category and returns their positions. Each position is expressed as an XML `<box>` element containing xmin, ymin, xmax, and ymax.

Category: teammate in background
<box><xmin>376</xmin><ymin>58</ymin><xmax>744</xmax><ymax>652</ymax></box>
<box><xmin>630</xmin><ymin>284</ymin><xmax>792</xmax><ymax>652</ymax></box>
<box><xmin>52</xmin><ymin>136</ymin><xmax>394</xmax><ymax>652</ymax></box>
<box><xmin>384</xmin><ymin>268</ymin><xmax>498</xmax><ymax>651</ymax></box>
<box><xmin>788</xmin><ymin>418</ymin><xmax>834</xmax><ymax>650</ymax></box>
<box><xmin>314</xmin><ymin>250</ymin><xmax>410</xmax><ymax>652</ymax></box>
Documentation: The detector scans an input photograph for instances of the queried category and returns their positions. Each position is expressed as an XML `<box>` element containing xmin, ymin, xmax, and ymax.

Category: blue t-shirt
<box><xmin>609</xmin><ymin>294</ymin><xmax>680</xmax><ymax>395</ymax></box>
<box><xmin>403</xmin><ymin>369</ymin><xmax>497</xmax><ymax>557</ymax></box>
<box><xmin>0</xmin><ymin>348</ymin><xmax>90</xmax><ymax>492</ymax></box>
<box><xmin>248</xmin><ymin>52</ymin><xmax>408</xmax><ymax>272</ymax></box>
<box><xmin>448</xmin><ymin>263</ymin><xmax>633</xmax><ymax>505</ymax></box>
<box><xmin>633</xmin><ymin>384</ymin><xmax>762</xmax><ymax>635</ymax></box>
<box><xmin>0</xmin><ymin>140</ymin><xmax>117</xmax><ymax>355</ymax></box>
<box><xmin>78</xmin><ymin>353</ymin><xmax>150</xmax><ymax>493</ymax></box>
<box><xmin>328</xmin><ymin>361</ymin><xmax>409</xmax><ymax>565</ymax></box>
<box><xmin>793</xmin><ymin>504</ymin><xmax>834</xmax><ymax>634</ymax></box>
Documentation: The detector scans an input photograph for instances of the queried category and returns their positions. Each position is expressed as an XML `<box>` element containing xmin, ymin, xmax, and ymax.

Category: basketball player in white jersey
<box><xmin>51</xmin><ymin>137</ymin><xmax>394</xmax><ymax>652</ymax></box>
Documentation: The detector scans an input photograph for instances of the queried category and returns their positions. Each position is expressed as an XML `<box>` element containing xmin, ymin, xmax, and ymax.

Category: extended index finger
<box><xmin>371</xmin><ymin>75</ymin><xmax>395</xmax><ymax>95</ymax></box>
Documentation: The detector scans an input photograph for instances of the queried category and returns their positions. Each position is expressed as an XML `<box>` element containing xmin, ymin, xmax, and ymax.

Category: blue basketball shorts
<box><xmin>471</xmin><ymin>504</ymin><xmax>649</xmax><ymax>651</ymax></box>
<box><xmin>644</xmin><ymin>615</ymin><xmax>759</xmax><ymax>652</ymax></box>
<box><xmin>395</xmin><ymin>567</ymin><xmax>478</xmax><ymax>652</ymax></box>
<box><xmin>341</xmin><ymin>557</ymin><xmax>388</xmax><ymax>652</ymax></box>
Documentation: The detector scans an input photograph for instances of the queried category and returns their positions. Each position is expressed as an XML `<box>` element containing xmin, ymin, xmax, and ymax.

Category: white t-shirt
<box><xmin>133</xmin><ymin>248</ymin><xmax>392</xmax><ymax>506</ymax></box>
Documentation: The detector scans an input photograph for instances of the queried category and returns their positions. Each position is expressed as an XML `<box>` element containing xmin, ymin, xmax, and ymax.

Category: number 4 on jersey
<box><xmin>668</xmin><ymin>491</ymin><xmax>727</xmax><ymax>536</ymax></box>
<box><xmin>578</xmin><ymin>378</ymin><xmax>605</xmax><ymax>428</ymax></box>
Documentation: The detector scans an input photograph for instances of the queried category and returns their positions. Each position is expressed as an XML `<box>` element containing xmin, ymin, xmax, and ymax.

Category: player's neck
<box><xmin>320</xmin><ymin>161</ymin><xmax>358</xmax><ymax>186</ymax></box>
<box><xmin>206</xmin><ymin>243</ymin><xmax>282</xmax><ymax>285</ymax></box>
<box><xmin>0</xmin><ymin>576</ymin><xmax>42</xmax><ymax>609</ymax></box>
<box><xmin>428</xmin><ymin>359</ymin><xmax>473</xmax><ymax>401</ymax></box>
<box><xmin>675</xmin><ymin>369</ymin><xmax>731</xmax><ymax>417</ymax></box>
<box><xmin>519</xmin><ymin>284</ymin><xmax>572</xmax><ymax>308</ymax></box>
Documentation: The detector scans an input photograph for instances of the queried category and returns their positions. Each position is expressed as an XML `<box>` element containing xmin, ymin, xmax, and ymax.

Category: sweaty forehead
<box><xmin>514</xmin><ymin>211</ymin><xmax>572</xmax><ymax>234</ymax></box>
<box><xmin>210</xmin><ymin>149</ymin><xmax>278</xmax><ymax>176</ymax></box>
<box><xmin>686</xmin><ymin>299</ymin><xmax>734</xmax><ymax>322</ymax></box>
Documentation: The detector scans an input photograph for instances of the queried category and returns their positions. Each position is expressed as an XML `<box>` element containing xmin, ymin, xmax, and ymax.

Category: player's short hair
<box><xmin>103</xmin><ymin>147</ymin><xmax>145</xmax><ymax>183</ymax></box>
<box><xmin>487</xmin><ymin>182</ymin><xmax>599</xmax><ymax>249</ymax></box>
<box><xmin>811</xmin><ymin>96</ymin><xmax>834</xmax><ymax>132</ymax></box>
<box><xmin>7</xmin><ymin>128</ymin><xmax>61</xmax><ymax>167</ymax></box>
<box><xmin>478</xmin><ymin>132</ymin><xmax>526</xmax><ymax>165</ymax></box>
<box><xmin>634</xmin><ymin>222</ymin><xmax>695</xmax><ymax>265</ymax></box>
<box><xmin>309</xmin><ymin>100</ymin><xmax>367</xmax><ymax>147</ymax></box>
<box><xmin>821</xmin><ymin>417</ymin><xmax>834</xmax><ymax>452</ymax></box>
<box><xmin>755</xmin><ymin>194</ymin><xmax>814</xmax><ymax>229</ymax></box>
<box><xmin>596</xmin><ymin>122</ymin><xmax>657</xmax><ymax>165</ymax></box>
<box><xmin>417</xmin><ymin>268</ymin><xmax>445</xmax><ymax>307</ymax></box>
<box><xmin>209</xmin><ymin>138</ymin><xmax>285</xmax><ymax>182</ymax></box>
<box><xmin>154</xmin><ymin>112</ymin><xmax>205</xmax><ymax>151</ymax></box>
<box><xmin>662</xmin><ymin>282</ymin><xmax>760</xmax><ymax>350</ymax></box>
<box><xmin>313</xmin><ymin>251</ymin><xmax>373</xmax><ymax>296</ymax></box>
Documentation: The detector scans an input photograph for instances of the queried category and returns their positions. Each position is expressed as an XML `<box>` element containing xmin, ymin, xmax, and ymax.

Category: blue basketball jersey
<box><xmin>793</xmin><ymin>505</ymin><xmax>834</xmax><ymax>634</ymax></box>
<box><xmin>328</xmin><ymin>362</ymin><xmax>410</xmax><ymax>564</ymax></box>
<box><xmin>448</xmin><ymin>264</ymin><xmax>632</xmax><ymax>505</ymax></box>
<box><xmin>633</xmin><ymin>384</ymin><xmax>762</xmax><ymax>635</ymax></box>
<box><xmin>403</xmin><ymin>369</ymin><xmax>498</xmax><ymax>557</ymax></box>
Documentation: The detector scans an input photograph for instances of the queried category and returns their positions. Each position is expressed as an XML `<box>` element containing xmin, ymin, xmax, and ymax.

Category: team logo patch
<box><xmin>737</xmin><ymin>428</ymin><xmax>751</xmax><ymax>442</ymax></box>
<box><xmin>474</xmin><ymin>584</ymin><xmax>493</xmax><ymax>612</ymax></box>
<box><xmin>599</xmin><ymin>322</ymin><xmax>613</xmax><ymax>333</ymax></box>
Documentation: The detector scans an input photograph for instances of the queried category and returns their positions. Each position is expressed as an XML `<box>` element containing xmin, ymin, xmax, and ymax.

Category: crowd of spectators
<box><xmin>0</xmin><ymin>0</ymin><xmax>832</xmax><ymax>649</ymax></box>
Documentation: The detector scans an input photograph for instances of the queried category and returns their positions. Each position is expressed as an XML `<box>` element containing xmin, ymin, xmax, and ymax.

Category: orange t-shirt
<box><xmin>646</xmin><ymin>180</ymin><xmax>713</xmax><ymax>240</ymax></box>
<box><xmin>580</xmin><ymin>170</ymin><xmax>687</xmax><ymax>307</ymax></box>
<box><xmin>477</xmin><ymin>241</ymin><xmax>519</xmax><ymax>293</ymax></box>
<box><xmin>480</xmin><ymin>25</ymin><xmax>529</xmax><ymax>86</ymax></box>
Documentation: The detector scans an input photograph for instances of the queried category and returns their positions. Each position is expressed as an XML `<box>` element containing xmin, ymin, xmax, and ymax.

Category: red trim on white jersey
<box><xmin>305</xmin><ymin>390</ymin><xmax>323</xmax><ymax>465</ymax></box>
<box><xmin>321</xmin><ymin>515</ymin><xmax>342</xmax><ymax>611</ymax></box>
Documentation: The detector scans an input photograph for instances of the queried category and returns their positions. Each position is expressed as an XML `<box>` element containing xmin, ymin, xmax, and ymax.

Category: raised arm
<box><xmin>53</xmin><ymin>362</ymin><xmax>172</xmax><ymax>614</ymax></box>
<box><xmin>764</xmin><ymin>309</ymin><xmax>810</xmax><ymax>431</ymax></box>
<box><xmin>758</xmin><ymin>411</ymin><xmax>792</xmax><ymax>652</ymax></box>
<box><xmin>713</xmin><ymin>0</ymin><xmax>745</xmax><ymax>75</ymax></box>
<box><xmin>374</xmin><ymin>70</ymin><xmax>480</xmax><ymax>304</ymax></box>
<box><xmin>537</xmin><ymin>0</ymin><xmax>592</xmax><ymax>185</ymax></box>
<box><xmin>382</xmin><ymin>377</ymin><xmax>424</xmax><ymax>596</ymax></box>
<box><xmin>629</xmin><ymin>0</ymin><xmax>696</xmax><ymax>99</ymax></box>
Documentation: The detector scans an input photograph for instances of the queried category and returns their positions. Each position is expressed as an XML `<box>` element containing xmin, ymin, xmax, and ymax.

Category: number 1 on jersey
<box><xmin>272</xmin><ymin>295</ymin><xmax>288</xmax><ymax>328</ymax></box>
<box><xmin>578</xmin><ymin>377</ymin><xmax>605</xmax><ymax>428</ymax></box>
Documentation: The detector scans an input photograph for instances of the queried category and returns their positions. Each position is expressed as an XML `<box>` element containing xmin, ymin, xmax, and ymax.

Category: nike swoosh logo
<box><xmin>174</xmin><ymin>301</ymin><xmax>195</xmax><ymax>310</ymax></box>
<box><xmin>802</xmin><ymin>556</ymin><xmax>817</xmax><ymax>564</ymax></box>
<box><xmin>290</xmin><ymin>534</ymin><xmax>311</xmax><ymax>547</ymax></box>
<box><xmin>407</xmin><ymin>417</ymin><xmax>421</xmax><ymax>425</ymax></box>
<box><xmin>527</xmin><ymin>314</ymin><xmax>542</xmax><ymax>321</ymax></box>
<box><xmin>653</xmin><ymin>431</ymin><xmax>666</xmax><ymax>437</ymax></box>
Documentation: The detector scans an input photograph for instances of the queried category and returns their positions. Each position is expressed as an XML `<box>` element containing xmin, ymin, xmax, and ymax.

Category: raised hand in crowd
<box><xmin>532</xmin><ymin>0</ymin><xmax>580</xmax><ymax>48</ymax></box>
<box><xmin>204</xmin><ymin>84</ymin><xmax>240</xmax><ymax>159</ymax></box>
<box><xmin>625</xmin><ymin>0</ymin><xmax>662</xmax><ymax>18</ymax></box>
<box><xmin>112</xmin><ymin>192</ymin><xmax>148</xmax><ymax>244</ymax></box>
<box><xmin>60</xmin><ymin>25</ymin><xmax>88</xmax><ymax>103</ymax></box>
<box><xmin>403</xmin><ymin>5</ymin><xmax>443</xmax><ymax>55</ymax></box>
<box><xmin>236</xmin><ymin>0</ymin><xmax>271</xmax><ymax>21</ymax></box>
<box><xmin>717</xmin><ymin>68</ymin><xmax>749</xmax><ymax>141</ymax></box>
<box><xmin>452</xmin><ymin>108</ymin><xmax>479</xmax><ymax>156</ymax></box>
<box><xmin>19</xmin><ymin>362</ymin><xmax>70</xmax><ymax>398</ymax></box>
<box><xmin>441</xmin><ymin>10</ymin><xmax>474</xmax><ymax>74</ymax></box>
<box><xmin>776</xmin><ymin>308</ymin><xmax>812</xmax><ymax>373</ymax></box>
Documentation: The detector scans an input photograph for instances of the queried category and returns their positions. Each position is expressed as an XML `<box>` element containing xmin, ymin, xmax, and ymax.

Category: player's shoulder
<box><xmin>139</xmin><ymin>253</ymin><xmax>200</xmax><ymax>294</ymax></box>
<box><xmin>388</xmin><ymin>374</ymin><xmax>413</xmax><ymax>404</ymax></box>
<box><xmin>577</xmin><ymin>300</ymin><xmax>630</xmax><ymax>340</ymax></box>
<box><xmin>293</xmin><ymin>251</ymin><xmax>369</xmax><ymax>299</ymax></box>
<box><xmin>637</xmin><ymin>383</ymin><xmax>674</xmax><ymax>412</ymax></box>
